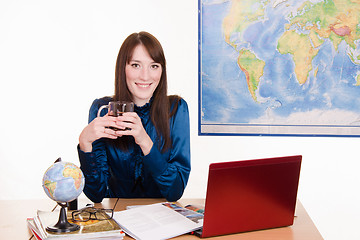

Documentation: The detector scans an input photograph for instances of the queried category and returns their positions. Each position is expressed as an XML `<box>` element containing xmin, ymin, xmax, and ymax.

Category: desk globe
<box><xmin>42</xmin><ymin>158</ymin><xmax>85</xmax><ymax>233</ymax></box>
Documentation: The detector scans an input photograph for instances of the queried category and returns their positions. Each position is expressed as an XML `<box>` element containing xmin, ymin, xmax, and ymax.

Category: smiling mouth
<box><xmin>136</xmin><ymin>83</ymin><xmax>152</xmax><ymax>88</ymax></box>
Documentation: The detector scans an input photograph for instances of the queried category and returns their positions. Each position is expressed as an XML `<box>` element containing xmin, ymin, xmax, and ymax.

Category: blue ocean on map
<box><xmin>200</xmin><ymin>0</ymin><xmax>360</xmax><ymax>133</ymax></box>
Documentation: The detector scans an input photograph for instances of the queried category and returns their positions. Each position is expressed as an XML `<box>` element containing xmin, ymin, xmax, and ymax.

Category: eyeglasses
<box><xmin>71</xmin><ymin>205</ymin><xmax>114</xmax><ymax>222</ymax></box>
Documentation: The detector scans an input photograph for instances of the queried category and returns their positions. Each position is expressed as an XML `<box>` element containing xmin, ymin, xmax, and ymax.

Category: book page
<box><xmin>113</xmin><ymin>203</ymin><xmax>203</xmax><ymax>240</ymax></box>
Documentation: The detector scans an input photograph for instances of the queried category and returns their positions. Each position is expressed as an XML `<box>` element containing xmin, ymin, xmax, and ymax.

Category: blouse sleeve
<box><xmin>77</xmin><ymin>99</ymin><xmax>112</xmax><ymax>203</ymax></box>
<box><xmin>142</xmin><ymin>98</ymin><xmax>191</xmax><ymax>202</ymax></box>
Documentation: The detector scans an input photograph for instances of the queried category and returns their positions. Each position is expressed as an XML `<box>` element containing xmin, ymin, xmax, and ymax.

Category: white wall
<box><xmin>1</xmin><ymin>1</ymin><xmax>359</xmax><ymax>239</ymax></box>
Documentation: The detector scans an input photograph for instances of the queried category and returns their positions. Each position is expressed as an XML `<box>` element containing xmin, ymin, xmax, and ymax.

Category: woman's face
<box><xmin>125</xmin><ymin>44</ymin><xmax>162</xmax><ymax>106</ymax></box>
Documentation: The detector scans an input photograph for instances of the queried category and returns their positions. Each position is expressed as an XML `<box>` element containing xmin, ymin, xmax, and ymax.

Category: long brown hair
<box><xmin>114</xmin><ymin>31</ymin><xmax>180</xmax><ymax>152</ymax></box>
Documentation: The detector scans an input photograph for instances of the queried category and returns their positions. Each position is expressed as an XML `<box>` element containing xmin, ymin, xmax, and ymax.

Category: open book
<box><xmin>113</xmin><ymin>202</ymin><xmax>204</xmax><ymax>240</ymax></box>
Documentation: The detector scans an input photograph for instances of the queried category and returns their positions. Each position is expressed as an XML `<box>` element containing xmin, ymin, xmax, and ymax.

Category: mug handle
<box><xmin>97</xmin><ymin>105</ymin><xmax>109</xmax><ymax>118</ymax></box>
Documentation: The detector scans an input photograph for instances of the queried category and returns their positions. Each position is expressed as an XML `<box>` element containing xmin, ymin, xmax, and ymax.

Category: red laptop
<box><xmin>198</xmin><ymin>155</ymin><xmax>302</xmax><ymax>238</ymax></box>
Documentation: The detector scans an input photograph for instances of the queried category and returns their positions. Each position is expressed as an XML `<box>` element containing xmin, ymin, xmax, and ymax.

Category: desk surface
<box><xmin>0</xmin><ymin>198</ymin><xmax>323</xmax><ymax>240</ymax></box>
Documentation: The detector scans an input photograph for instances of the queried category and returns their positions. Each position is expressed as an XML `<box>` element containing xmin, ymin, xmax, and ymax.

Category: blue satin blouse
<box><xmin>77</xmin><ymin>97</ymin><xmax>191</xmax><ymax>203</ymax></box>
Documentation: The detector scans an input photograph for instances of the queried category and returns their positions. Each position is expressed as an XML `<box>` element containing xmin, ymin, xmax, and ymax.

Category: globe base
<box><xmin>46</xmin><ymin>202</ymin><xmax>80</xmax><ymax>233</ymax></box>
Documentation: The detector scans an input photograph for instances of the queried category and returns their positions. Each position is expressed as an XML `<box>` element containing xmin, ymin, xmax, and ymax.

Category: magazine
<box><xmin>27</xmin><ymin>218</ymin><xmax>42</xmax><ymax>240</ymax></box>
<box><xmin>113</xmin><ymin>202</ymin><xmax>204</xmax><ymax>240</ymax></box>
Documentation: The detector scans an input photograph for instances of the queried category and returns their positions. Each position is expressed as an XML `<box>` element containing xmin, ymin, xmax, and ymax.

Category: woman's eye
<box><xmin>131</xmin><ymin>63</ymin><xmax>140</xmax><ymax>68</ymax></box>
<box><xmin>151</xmin><ymin>64</ymin><xmax>160</xmax><ymax>69</ymax></box>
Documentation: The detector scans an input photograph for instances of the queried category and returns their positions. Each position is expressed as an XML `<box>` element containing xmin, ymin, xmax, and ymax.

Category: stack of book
<box><xmin>27</xmin><ymin>209</ymin><xmax>125</xmax><ymax>240</ymax></box>
<box><xmin>27</xmin><ymin>202</ymin><xmax>204</xmax><ymax>240</ymax></box>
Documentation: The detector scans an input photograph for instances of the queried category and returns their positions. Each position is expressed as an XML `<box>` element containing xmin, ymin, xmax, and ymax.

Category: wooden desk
<box><xmin>0</xmin><ymin>198</ymin><xmax>323</xmax><ymax>240</ymax></box>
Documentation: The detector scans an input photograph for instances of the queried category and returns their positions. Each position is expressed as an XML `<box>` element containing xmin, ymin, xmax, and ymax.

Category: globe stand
<box><xmin>46</xmin><ymin>202</ymin><xmax>80</xmax><ymax>233</ymax></box>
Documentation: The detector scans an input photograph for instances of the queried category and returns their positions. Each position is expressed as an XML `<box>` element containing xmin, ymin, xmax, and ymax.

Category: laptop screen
<box><xmin>201</xmin><ymin>155</ymin><xmax>302</xmax><ymax>238</ymax></box>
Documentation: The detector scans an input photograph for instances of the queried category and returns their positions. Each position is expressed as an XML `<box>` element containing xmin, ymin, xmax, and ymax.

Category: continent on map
<box><xmin>278</xmin><ymin>0</ymin><xmax>360</xmax><ymax>85</ymax></box>
<box><xmin>237</xmin><ymin>49</ymin><xmax>265</xmax><ymax>101</ymax></box>
<box><xmin>277</xmin><ymin>30</ymin><xmax>319</xmax><ymax>85</ymax></box>
<box><xmin>222</xmin><ymin>0</ymin><xmax>268</xmax><ymax>46</ymax></box>
<box><xmin>222</xmin><ymin>0</ymin><xmax>268</xmax><ymax>102</ymax></box>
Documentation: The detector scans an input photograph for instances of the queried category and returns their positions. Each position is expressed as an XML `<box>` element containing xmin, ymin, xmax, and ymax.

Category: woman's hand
<box><xmin>79</xmin><ymin>114</ymin><xmax>119</xmax><ymax>152</ymax></box>
<box><xmin>115</xmin><ymin>112</ymin><xmax>153</xmax><ymax>155</ymax></box>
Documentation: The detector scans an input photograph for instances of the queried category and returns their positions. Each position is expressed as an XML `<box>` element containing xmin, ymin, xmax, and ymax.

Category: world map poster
<box><xmin>199</xmin><ymin>0</ymin><xmax>360</xmax><ymax>136</ymax></box>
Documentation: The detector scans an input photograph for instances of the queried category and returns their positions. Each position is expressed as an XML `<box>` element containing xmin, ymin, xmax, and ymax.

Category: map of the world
<box><xmin>199</xmin><ymin>0</ymin><xmax>360</xmax><ymax>136</ymax></box>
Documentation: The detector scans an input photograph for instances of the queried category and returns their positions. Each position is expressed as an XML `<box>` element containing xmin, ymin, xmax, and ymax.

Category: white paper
<box><xmin>113</xmin><ymin>203</ymin><xmax>203</xmax><ymax>240</ymax></box>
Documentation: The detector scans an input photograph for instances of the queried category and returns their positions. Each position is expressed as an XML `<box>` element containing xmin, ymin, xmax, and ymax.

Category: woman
<box><xmin>78</xmin><ymin>32</ymin><xmax>191</xmax><ymax>203</ymax></box>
